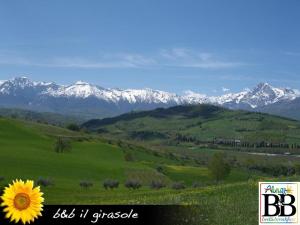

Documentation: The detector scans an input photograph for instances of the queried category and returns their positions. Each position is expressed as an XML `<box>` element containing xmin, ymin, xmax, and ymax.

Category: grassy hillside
<box><xmin>0</xmin><ymin>117</ymin><xmax>253</xmax><ymax>202</ymax></box>
<box><xmin>82</xmin><ymin>105</ymin><xmax>300</xmax><ymax>156</ymax></box>
<box><xmin>259</xmin><ymin>97</ymin><xmax>300</xmax><ymax>121</ymax></box>
<box><xmin>0</xmin><ymin>107</ymin><xmax>83</xmax><ymax>126</ymax></box>
<box><xmin>1</xmin><ymin>111</ymin><xmax>300</xmax><ymax>224</ymax></box>
<box><xmin>80</xmin><ymin>104</ymin><xmax>300</xmax><ymax>179</ymax></box>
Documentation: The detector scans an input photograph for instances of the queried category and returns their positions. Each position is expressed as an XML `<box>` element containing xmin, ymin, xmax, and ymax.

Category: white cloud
<box><xmin>159</xmin><ymin>48</ymin><xmax>244</xmax><ymax>69</ymax></box>
<box><xmin>160</xmin><ymin>48</ymin><xmax>190</xmax><ymax>59</ymax></box>
<box><xmin>160</xmin><ymin>48</ymin><xmax>212</xmax><ymax>60</ymax></box>
<box><xmin>50</xmin><ymin>54</ymin><xmax>155</xmax><ymax>69</ymax></box>
<box><xmin>180</xmin><ymin>62</ymin><xmax>243</xmax><ymax>69</ymax></box>
<box><xmin>222</xmin><ymin>87</ymin><xmax>230</xmax><ymax>92</ymax></box>
<box><xmin>0</xmin><ymin>48</ymin><xmax>246</xmax><ymax>70</ymax></box>
<box><xmin>0</xmin><ymin>53</ymin><xmax>155</xmax><ymax>69</ymax></box>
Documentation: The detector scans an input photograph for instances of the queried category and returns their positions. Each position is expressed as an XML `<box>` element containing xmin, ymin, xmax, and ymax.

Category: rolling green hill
<box><xmin>0</xmin><ymin>117</ymin><xmax>251</xmax><ymax>202</ymax></box>
<box><xmin>259</xmin><ymin>97</ymin><xmax>300</xmax><ymax>121</ymax></box>
<box><xmin>0</xmin><ymin>107</ymin><xmax>83</xmax><ymax>126</ymax></box>
<box><xmin>1</xmin><ymin>111</ymin><xmax>299</xmax><ymax>224</ymax></box>
<box><xmin>81</xmin><ymin>104</ymin><xmax>300</xmax><ymax>179</ymax></box>
<box><xmin>82</xmin><ymin>104</ymin><xmax>300</xmax><ymax>149</ymax></box>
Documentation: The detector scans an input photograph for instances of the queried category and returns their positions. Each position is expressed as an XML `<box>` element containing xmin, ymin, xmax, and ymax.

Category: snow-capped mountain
<box><xmin>43</xmin><ymin>80</ymin><xmax>182</xmax><ymax>104</ymax></box>
<box><xmin>181</xmin><ymin>91</ymin><xmax>210</xmax><ymax>104</ymax></box>
<box><xmin>0</xmin><ymin>77</ymin><xmax>299</xmax><ymax>119</ymax></box>
<box><xmin>211</xmin><ymin>82</ymin><xmax>300</xmax><ymax>110</ymax></box>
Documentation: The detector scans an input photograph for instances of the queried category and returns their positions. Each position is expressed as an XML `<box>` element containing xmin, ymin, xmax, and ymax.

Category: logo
<box><xmin>1</xmin><ymin>179</ymin><xmax>44</xmax><ymax>224</ymax></box>
<box><xmin>259</xmin><ymin>182</ymin><xmax>299</xmax><ymax>224</ymax></box>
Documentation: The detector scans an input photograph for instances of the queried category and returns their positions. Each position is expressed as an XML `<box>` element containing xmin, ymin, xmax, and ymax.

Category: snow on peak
<box><xmin>46</xmin><ymin>82</ymin><xmax>102</xmax><ymax>99</ymax></box>
<box><xmin>0</xmin><ymin>77</ymin><xmax>299</xmax><ymax>108</ymax></box>
<box><xmin>256</xmin><ymin>82</ymin><xmax>270</xmax><ymax>88</ymax></box>
<box><xmin>105</xmin><ymin>88</ymin><xmax>181</xmax><ymax>104</ymax></box>
<box><xmin>74</xmin><ymin>81</ymin><xmax>90</xmax><ymax>85</ymax></box>
<box><xmin>210</xmin><ymin>91</ymin><xmax>248</xmax><ymax>105</ymax></box>
<box><xmin>216</xmin><ymin>82</ymin><xmax>300</xmax><ymax>108</ymax></box>
<box><xmin>182</xmin><ymin>90</ymin><xmax>209</xmax><ymax>104</ymax></box>
<box><xmin>5</xmin><ymin>77</ymin><xmax>33</xmax><ymax>89</ymax></box>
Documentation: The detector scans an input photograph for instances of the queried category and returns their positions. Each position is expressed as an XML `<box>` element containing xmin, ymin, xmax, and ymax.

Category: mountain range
<box><xmin>0</xmin><ymin>76</ymin><xmax>299</xmax><ymax>120</ymax></box>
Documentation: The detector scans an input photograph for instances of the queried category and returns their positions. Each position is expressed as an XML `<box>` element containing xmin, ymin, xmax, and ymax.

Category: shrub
<box><xmin>171</xmin><ymin>181</ymin><xmax>186</xmax><ymax>190</ymax></box>
<box><xmin>125</xmin><ymin>179</ymin><xmax>142</xmax><ymax>190</ymax></box>
<box><xmin>79</xmin><ymin>180</ymin><xmax>93</xmax><ymax>189</ymax></box>
<box><xmin>97</xmin><ymin>128</ymin><xmax>107</xmax><ymax>134</ymax></box>
<box><xmin>66</xmin><ymin>123</ymin><xmax>80</xmax><ymax>131</ymax></box>
<box><xmin>103</xmin><ymin>179</ymin><xmax>119</xmax><ymax>190</ymax></box>
<box><xmin>124</xmin><ymin>152</ymin><xmax>134</xmax><ymax>162</ymax></box>
<box><xmin>54</xmin><ymin>137</ymin><xmax>72</xmax><ymax>153</ymax></box>
<box><xmin>150</xmin><ymin>180</ymin><xmax>166</xmax><ymax>189</ymax></box>
<box><xmin>246</xmin><ymin>163</ymin><xmax>295</xmax><ymax>177</ymax></box>
<box><xmin>156</xmin><ymin>165</ymin><xmax>165</xmax><ymax>174</ymax></box>
<box><xmin>208</xmin><ymin>152</ymin><xmax>231</xmax><ymax>183</ymax></box>
<box><xmin>192</xmin><ymin>181</ymin><xmax>203</xmax><ymax>188</ymax></box>
<box><xmin>117</xmin><ymin>140</ymin><xmax>122</xmax><ymax>147</ymax></box>
<box><xmin>36</xmin><ymin>177</ymin><xmax>53</xmax><ymax>187</ymax></box>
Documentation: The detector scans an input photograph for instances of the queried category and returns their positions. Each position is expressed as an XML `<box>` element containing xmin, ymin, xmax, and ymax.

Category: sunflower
<box><xmin>1</xmin><ymin>179</ymin><xmax>44</xmax><ymax>224</ymax></box>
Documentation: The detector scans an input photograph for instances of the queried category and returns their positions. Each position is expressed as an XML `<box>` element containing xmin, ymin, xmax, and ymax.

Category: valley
<box><xmin>1</xmin><ymin>104</ymin><xmax>300</xmax><ymax>224</ymax></box>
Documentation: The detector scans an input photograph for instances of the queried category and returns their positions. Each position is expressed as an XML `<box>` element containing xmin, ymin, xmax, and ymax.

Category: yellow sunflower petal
<box><xmin>1</xmin><ymin>179</ymin><xmax>44</xmax><ymax>224</ymax></box>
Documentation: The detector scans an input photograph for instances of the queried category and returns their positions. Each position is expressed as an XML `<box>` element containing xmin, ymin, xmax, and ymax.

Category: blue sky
<box><xmin>0</xmin><ymin>0</ymin><xmax>300</xmax><ymax>95</ymax></box>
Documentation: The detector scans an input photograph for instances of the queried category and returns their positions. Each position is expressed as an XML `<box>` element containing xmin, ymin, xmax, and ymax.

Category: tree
<box><xmin>36</xmin><ymin>177</ymin><xmax>53</xmax><ymax>187</ymax></box>
<box><xmin>156</xmin><ymin>165</ymin><xmax>165</xmax><ymax>174</ymax></box>
<box><xmin>124</xmin><ymin>152</ymin><xmax>134</xmax><ymax>162</ymax></box>
<box><xmin>54</xmin><ymin>137</ymin><xmax>72</xmax><ymax>153</ymax></box>
<box><xmin>171</xmin><ymin>181</ymin><xmax>186</xmax><ymax>190</ymax></box>
<box><xmin>150</xmin><ymin>180</ymin><xmax>166</xmax><ymax>189</ymax></box>
<box><xmin>79</xmin><ymin>180</ymin><xmax>93</xmax><ymax>189</ymax></box>
<box><xmin>103</xmin><ymin>179</ymin><xmax>119</xmax><ymax>190</ymax></box>
<box><xmin>66</xmin><ymin>123</ymin><xmax>80</xmax><ymax>131</ymax></box>
<box><xmin>125</xmin><ymin>179</ymin><xmax>142</xmax><ymax>190</ymax></box>
<box><xmin>208</xmin><ymin>152</ymin><xmax>231</xmax><ymax>183</ymax></box>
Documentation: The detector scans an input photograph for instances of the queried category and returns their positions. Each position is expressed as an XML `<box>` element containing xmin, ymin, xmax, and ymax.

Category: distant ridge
<box><xmin>0</xmin><ymin>76</ymin><xmax>299</xmax><ymax>119</ymax></box>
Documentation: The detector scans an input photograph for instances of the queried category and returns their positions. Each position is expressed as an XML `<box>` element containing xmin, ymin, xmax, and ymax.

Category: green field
<box><xmin>0</xmin><ymin>118</ymin><xmax>253</xmax><ymax>202</ymax></box>
<box><xmin>82</xmin><ymin>105</ymin><xmax>300</xmax><ymax>149</ymax></box>
<box><xmin>82</xmin><ymin>105</ymin><xmax>300</xmax><ymax>171</ymax></box>
<box><xmin>0</xmin><ymin>108</ymin><xmax>83</xmax><ymax>126</ymax></box>
<box><xmin>1</xmin><ymin>105</ymin><xmax>300</xmax><ymax>224</ymax></box>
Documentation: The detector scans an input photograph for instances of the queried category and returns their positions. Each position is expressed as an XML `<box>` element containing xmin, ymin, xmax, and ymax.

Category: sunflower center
<box><xmin>14</xmin><ymin>193</ymin><xmax>31</xmax><ymax>210</ymax></box>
